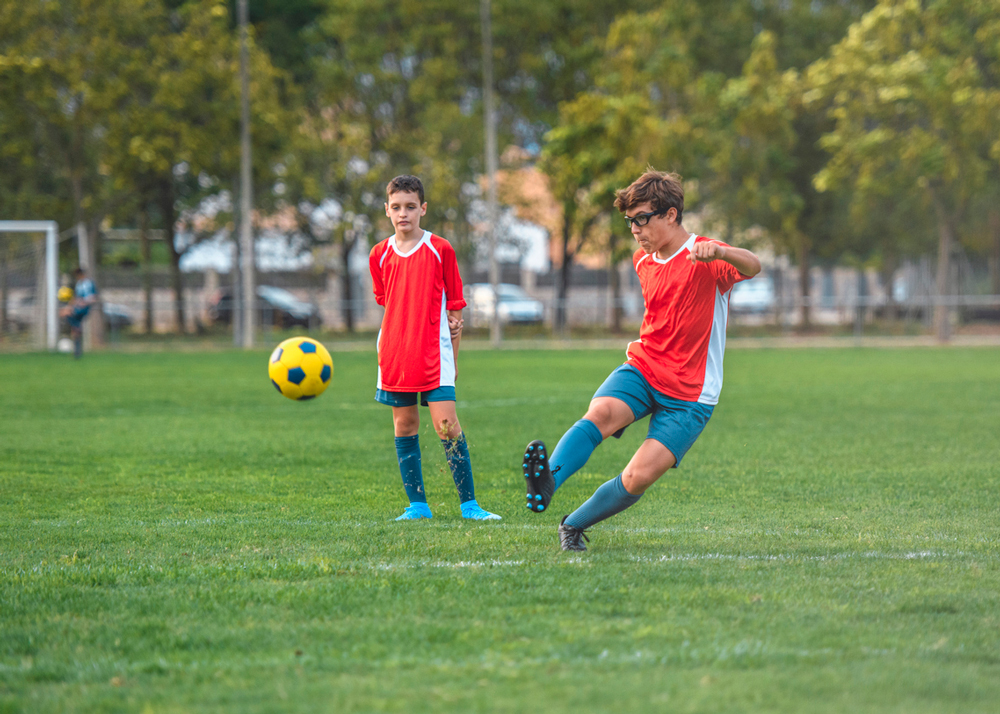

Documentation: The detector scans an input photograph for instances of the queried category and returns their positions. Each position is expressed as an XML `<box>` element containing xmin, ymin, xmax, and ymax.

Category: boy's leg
<box><xmin>523</xmin><ymin>396</ymin><xmax>636</xmax><ymax>513</ymax></box>
<box><xmin>428</xmin><ymin>400</ymin><xmax>500</xmax><ymax>520</ymax></box>
<box><xmin>392</xmin><ymin>405</ymin><xmax>432</xmax><ymax>520</ymax></box>
<box><xmin>560</xmin><ymin>398</ymin><xmax>713</xmax><ymax>550</ymax></box>
<box><xmin>559</xmin><ymin>439</ymin><xmax>675</xmax><ymax>550</ymax></box>
<box><xmin>554</xmin><ymin>398</ymin><xmax>635</xmax><ymax>488</ymax></box>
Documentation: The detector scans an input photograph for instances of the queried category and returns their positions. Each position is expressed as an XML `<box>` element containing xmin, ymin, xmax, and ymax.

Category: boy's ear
<box><xmin>420</xmin><ymin>202</ymin><xmax>427</xmax><ymax>215</ymax></box>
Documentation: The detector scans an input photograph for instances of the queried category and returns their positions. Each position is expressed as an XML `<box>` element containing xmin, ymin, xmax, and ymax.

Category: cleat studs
<box><xmin>537</xmin><ymin>505</ymin><xmax>545</xmax><ymax>511</ymax></box>
<box><xmin>535</xmin><ymin>495</ymin><xmax>541</xmax><ymax>500</ymax></box>
<box><xmin>526</xmin><ymin>503</ymin><xmax>533</xmax><ymax>509</ymax></box>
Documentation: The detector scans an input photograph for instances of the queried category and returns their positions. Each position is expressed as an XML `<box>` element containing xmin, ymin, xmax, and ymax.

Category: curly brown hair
<box><xmin>613</xmin><ymin>169</ymin><xmax>683</xmax><ymax>224</ymax></box>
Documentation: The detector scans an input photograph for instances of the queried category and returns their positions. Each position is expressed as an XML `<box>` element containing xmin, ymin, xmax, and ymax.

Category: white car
<box><xmin>729</xmin><ymin>277</ymin><xmax>775</xmax><ymax>313</ymax></box>
<box><xmin>467</xmin><ymin>283</ymin><xmax>545</xmax><ymax>326</ymax></box>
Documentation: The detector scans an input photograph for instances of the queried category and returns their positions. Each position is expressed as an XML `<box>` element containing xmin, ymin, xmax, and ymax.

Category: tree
<box><xmin>807</xmin><ymin>0</ymin><xmax>1000</xmax><ymax>340</ymax></box>
<box><xmin>105</xmin><ymin>0</ymin><xmax>292</xmax><ymax>332</ymax></box>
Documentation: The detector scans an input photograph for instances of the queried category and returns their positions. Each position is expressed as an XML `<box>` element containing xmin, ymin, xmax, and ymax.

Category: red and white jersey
<box><xmin>625</xmin><ymin>234</ymin><xmax>751</xmax><ymax>405</ymax></box>
<box><xmin>369</xmin><ymin>230</ymin><xmax>467</xmax><ymax>392</ymax></box>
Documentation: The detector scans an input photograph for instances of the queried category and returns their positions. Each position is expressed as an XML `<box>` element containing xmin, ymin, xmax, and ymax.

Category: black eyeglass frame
<box><xmin>623</xmin><ymin>209</ymin><xmax>668</xmax><ymax>229</ymax></box>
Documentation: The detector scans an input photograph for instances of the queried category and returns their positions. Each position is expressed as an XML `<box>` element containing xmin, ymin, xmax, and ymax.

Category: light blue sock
<box><xmin>441</xmin><ymin>433</ymin><xmax>475</xmax><ymax>503</ymax></box>
<box><xmin>550</xmin><ymin>419</ymin><xmax>604</xmax><ymax>490</ymax></box>
<box><xmin>564</xmin><ymin>474</ymin><xmax>642</xmax><ymax>530</ymax></box>
<box><xmin>394</xmin><ymin>435</ymin><xmax>426</xmax><ymax>504</ymax></box>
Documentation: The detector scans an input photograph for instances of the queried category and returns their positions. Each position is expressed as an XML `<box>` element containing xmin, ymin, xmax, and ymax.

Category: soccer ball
<box><xmin>58</xmin><ymin>286</ymin><xmax>74</xmax><ymax>303</ymax></box>
<box><xmin>268</xmin><ymin>336</ymin><xmax>333</xmax><ymax>401</ymax></box>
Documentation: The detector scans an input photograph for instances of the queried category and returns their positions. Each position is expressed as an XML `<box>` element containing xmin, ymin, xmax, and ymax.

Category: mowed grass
<box><xmin>1</xmin><ymin>346</ymin><xmax>999</xmax><ymax>713</ymax></box>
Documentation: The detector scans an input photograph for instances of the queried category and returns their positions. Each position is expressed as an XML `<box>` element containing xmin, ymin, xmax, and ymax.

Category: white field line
<box><xmin>5</xmin><ymin>549</ymin><xmax>984</xmax><ymax>581</ymax></box>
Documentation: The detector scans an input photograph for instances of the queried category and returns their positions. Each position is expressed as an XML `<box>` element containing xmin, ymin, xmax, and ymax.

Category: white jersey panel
<box><xmin>437</xmin><ymin>291</ymin><xmax>456</xmax><ymax>387</ymax></box>
<box><xmin>375</xmin><ymin>328</ymin><xmax>384</xmax><ymax>389</ymax></box>
<box><xmin>697</xmin><ymin>286</ymin><xmax>731</xmax><ymax>405</ymax></box>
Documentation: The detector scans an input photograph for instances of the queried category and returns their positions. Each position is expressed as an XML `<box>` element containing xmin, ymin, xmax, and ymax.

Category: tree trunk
<box><xmin>341</xmin><ymin>228</ymin><xmax>358</xmax><ymax>332</ymax></box>
<box><xmin>87</xmin><ymin>219</ymin><xmax>106</xmax><ymax>346</ymax></box>
<box><xmin>140</xmin><ymin>205</ymin><xmax>153</xmax><ymax>333</ymax></box>
<box><xmin>0</xmin><ymin>252</ymin><xmax>7</xmax><ymax>335</ymax></box>
<box><xmin>555</xmin><ymin>202</ymin><xmax>576</xmax><ymax>337</ymax></box>
<box><xmin>796</xmin><ymin>237</ymin><xmax>811</xmax><ymax>330</ymax></box>
<box><xmin>609</xmin><ymin>260</ymin><xmax>622</xmax><ymax>334</ymax></box>
<box><xmin>929</xmin><ymin>188</ymin><xmax>953</xmax><ymax>343</ymax></box>
<box><xmin>989</xmin><ymin>209</ymin><xmax>1000</xmax><ymax>296</ymax></box>
<box><xmin>160</xmin><ymin>180</ymin><xmax>186</xmax><ymax>333</ymax></box>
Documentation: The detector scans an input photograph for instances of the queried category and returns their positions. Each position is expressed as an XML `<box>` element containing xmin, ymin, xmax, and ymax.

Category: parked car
<box><xmin>209</xmin><ymin>285</ymin><xmax>322</xmax><ymax>329</ymax></box>
<box><xmin>467</xmin><ymin>283</ymin><xmax>545</xmax><ymax>326</ymax></box>
<box><xmin>6</xmin><ymin>294</ymin><xmax>132</xmax><ymax>331</ymax></box>
<box><xmin>102</xmin><ymin>302</ymin><xmax>133</xmax><ymax>330</ymax></box>
<box><xmin>728</xmin><ymin>277</ymin><xmax>775</xmax><ymax>313</ymax></box>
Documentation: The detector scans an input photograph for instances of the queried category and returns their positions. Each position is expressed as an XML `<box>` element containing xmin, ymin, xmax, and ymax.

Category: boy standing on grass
<box><xmin>370</xmin><ymin>175</ymin><xmax>501</xmax><ymax>522</ymax></box>
<box><xmin>521</xmin><ymin>169</ymin><xmax>761</xmax><ymax>550</ymax></box>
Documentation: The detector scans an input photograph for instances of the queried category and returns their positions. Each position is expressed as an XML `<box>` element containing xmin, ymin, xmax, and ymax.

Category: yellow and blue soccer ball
<box><xmin>268</xmin><ymin>336</ymin><xmax>333</xmax><ymax>401</ymax></box>
<box><xmin>58</xmin><ymin>286</ymin><xmax>74</xmax><ymax>303</ymax></box>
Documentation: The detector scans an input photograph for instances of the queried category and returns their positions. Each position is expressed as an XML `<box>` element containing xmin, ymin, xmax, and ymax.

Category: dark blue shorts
<box><xmin>66</xmin><ymin>307</ymin><xmax>90</xmax><ymax>329</ymax></box>
<box><xmin>593</xmin><ymin>364</ymin><xmax>714</xmax><ymax>467</ymax></box>
<box><xmin>376</xmin><ymin>385</ymin><xmax>456</xmax><ymax>407</ymax></box>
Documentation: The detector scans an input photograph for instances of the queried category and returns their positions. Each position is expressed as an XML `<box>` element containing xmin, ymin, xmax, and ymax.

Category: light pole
<box><xmin>238</xmin><ymin>0</ymin><xmax>255</xmax><ymax>348</ymax></box>
<box><xmin>480</xmin><ymin>0</ymin><xmax>501</xmax><ymax>347</ymax></box>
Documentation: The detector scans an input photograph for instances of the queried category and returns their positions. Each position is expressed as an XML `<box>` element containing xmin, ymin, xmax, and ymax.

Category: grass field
<box><xmin>2</xmin><ymin>346</ymin><xmax>999</xmax><ymax>713</ymax></box>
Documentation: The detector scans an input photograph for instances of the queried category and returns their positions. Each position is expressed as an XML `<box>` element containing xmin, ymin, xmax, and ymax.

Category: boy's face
<box><xmin>385</xmin><ymin>190</ymin><xmax>427</xmax><ymax>237</ymax></box>
<box><xmin>625</xmin><ymin>201</ymin><xmax>676</xmax><ymax>255</ymax></box>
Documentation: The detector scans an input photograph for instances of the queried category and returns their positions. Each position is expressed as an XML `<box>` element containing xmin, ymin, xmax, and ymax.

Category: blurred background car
<box><xmin>102</xmin><ymin>302</ymin><xmax>133</xmax><ymax>330</ymax></box>
<box><xmin>5</xmin><ymin>295</ymin><xmax>133</xmax><ymax>332</ymax></box>
<box><xmin>209</xmin><ymin>285</ymin><xmax>322</xmax><ymax>329</ymax></box>
<box><xmin>467</xmin><ymin>283</ymin><xmax>545</xmax><ymax>326</ymax></box>
<box><xmin>728</xmin><ymin>277</ymin><xmax>775</xmax><ymax>313</ymax></box>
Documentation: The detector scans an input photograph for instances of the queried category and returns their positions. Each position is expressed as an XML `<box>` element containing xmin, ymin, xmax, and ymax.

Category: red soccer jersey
<box><xmin>625</xmin><ymin>234</ymin><xmax>751</xmax><ymax>405</ymax></box>
<box><xmin>369</xmin><ymin>230</ymin><xmax>468</xmax><ymax>392</ymax></box>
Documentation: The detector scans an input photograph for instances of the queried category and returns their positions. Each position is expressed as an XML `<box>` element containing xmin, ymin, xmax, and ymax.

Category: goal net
<box><xmin>0</xmin><ymin>221</ymin><xmax>59</xmax><ymax>350</ymax></box>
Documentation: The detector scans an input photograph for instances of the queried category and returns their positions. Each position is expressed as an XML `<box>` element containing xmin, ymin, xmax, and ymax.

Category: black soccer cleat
<box><xmin>522</xmin><ymin>439</ymin><xmax>554</xmax><ymax>513</ymax></box>
<box><xmin>558</xmin><ymin>515</ymin><xmax>590</xmax><ymax>552</ymax></box>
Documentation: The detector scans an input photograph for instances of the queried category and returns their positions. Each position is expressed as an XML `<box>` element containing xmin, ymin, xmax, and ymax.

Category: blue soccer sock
<box><xmin>395</xmin><ymin>435</ymin><xmax>426</xmax><ymax>504</ymax></box>
<box><xmin>441</xmin><ymin>432</ymin><xmax>475</xmax><ymax>504</ymax></box>
<box><xmin>550</xmin><ymin>419</ymin><xmax>604</xmax><ymax>490</ymax></box>
<box><xmin>564</xmin><ymin>474</ymin><xmax>642</xmax><ymax>530</ymax></box>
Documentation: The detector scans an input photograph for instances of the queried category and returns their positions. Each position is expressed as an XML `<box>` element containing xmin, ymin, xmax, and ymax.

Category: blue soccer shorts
<box><xmin>592</xmin><ymin>364</ymin><xmax>714</xmax><ymax>467</ymax></box>
<box><xmin>66</xmin><ymin>306</ymin><xmax>90</xmax><ymax>330</ymax></box>
<box><xmin>375</xmin><ymin>385</ymin><xmax>456</xmax><ymax>408</ymax></box>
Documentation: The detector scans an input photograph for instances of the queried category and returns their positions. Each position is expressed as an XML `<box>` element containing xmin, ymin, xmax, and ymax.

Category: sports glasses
<box><xmin>623</xmin><ymin>209</ymin><xmax>667</xmax><ymax>229</ymax></box>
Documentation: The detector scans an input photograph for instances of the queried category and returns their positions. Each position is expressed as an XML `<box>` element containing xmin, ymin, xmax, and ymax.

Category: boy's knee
<box><xmin>584</xmin><ymin>402</ymin><xmax>619</xmax><ymax>434</ymax></box>
<box><xmin>435</xmin><ymin>418</ymin><xmax>461</xmax><ymax>440</ymax></box>
<box><xmin>621</xmin><ymin>468</ymin><xmax>658</xmax><ymax>495</ymax></box>
<box><xmin>393</xmin><ymin>413</ymin><xmax>419</xmax><ymax>436</ymax></box>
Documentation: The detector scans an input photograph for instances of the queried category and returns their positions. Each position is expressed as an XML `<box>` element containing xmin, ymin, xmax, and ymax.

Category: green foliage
<box><xmin>1</xmin><ymin>347</ymin><xmax>999</xmax><ymax>711</ymax></box>
<box><xmin>808</xmin><ymin>0</ymin><xmax>1000</xmax><ymax>250</ymax></box>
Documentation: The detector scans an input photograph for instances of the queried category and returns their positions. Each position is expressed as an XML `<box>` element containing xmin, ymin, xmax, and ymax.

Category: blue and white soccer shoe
<box><xmin>460</xmin><ymin>500</ymin><xmax>502</xmax><ymax>520</ymax></box>
<box><xmin>395</xmin><ymin>502</ymin><xmax>434</xmax><ymax>521</ymax></box>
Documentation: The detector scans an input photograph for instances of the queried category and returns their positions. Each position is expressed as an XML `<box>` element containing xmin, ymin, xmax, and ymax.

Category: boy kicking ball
<box><xmin>521</xmin><ymin>169</ymin><xmax>761</xmax><ymax>550</ymax></box>
<box><xmin>370</xmin><ymin>175</ymin><xmax>500</xmax><ymax>522</ymax></box>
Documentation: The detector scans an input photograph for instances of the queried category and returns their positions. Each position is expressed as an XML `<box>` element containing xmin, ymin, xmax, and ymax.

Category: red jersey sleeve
<box><xmin>369</xmin><ymin>241</ymin><xmax>387</xmax><ymax>306</ymax></box>
<box><xmin>439</xmin><ymin>238</ymin><xmax>467</xmax><ymax>311</ymax></box>
<box><xmin>698</xmin><ymin>237</ymin><xmax>750</xmax><ymax>293</ymax></box>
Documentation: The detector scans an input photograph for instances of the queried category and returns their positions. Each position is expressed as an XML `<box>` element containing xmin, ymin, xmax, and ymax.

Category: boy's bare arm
<box><xmin>687</xmin><ymin>242</ymin><xmax>762</xmax><ymax>277</ymax></box>
<box><xmin>448</xmin><ymin>309</ymin><xmax>464</xmax><ymax>359</ymax></box>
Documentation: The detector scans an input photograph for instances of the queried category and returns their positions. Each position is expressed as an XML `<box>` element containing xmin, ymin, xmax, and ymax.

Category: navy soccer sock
<box><xmin>395</xmin><ymin>435</ymin><xmax>426</xmax><ymax>503</ymax></box>
<box><xmin>441</xmin><ymin>432</ymin><xmax>475</xmax><ymax>504</ymax></box>
<box><xmin>564</xmin><ymin>474</ymin><xmax>642</xmax><ymax>530</ymax></box>
<box><xmin>550</xmin><ymin>419</ymin><xmax>604</xmax><ymax>490</ymax></box>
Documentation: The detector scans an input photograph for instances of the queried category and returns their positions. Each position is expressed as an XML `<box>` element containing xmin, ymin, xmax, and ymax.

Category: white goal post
<box><xmin>0</xmin><ymin>221</ymin><xmax>59</xmax><ymax>349</ymax></box>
